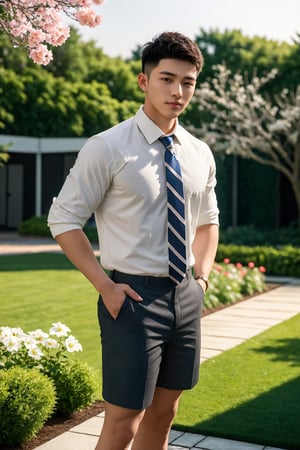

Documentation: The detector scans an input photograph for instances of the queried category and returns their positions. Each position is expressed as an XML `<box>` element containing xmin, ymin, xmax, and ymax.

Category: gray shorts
<box><xmin>97</xmin><ymin>270</ymin><xmax>203</xmax><ymax>410</ymax></box>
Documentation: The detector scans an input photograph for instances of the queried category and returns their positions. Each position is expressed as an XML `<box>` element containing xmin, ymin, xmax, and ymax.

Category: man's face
<box><xmin>138</xmin><ymin>58</ymin><xmax>197</xmax><ymax>133</ymax></box>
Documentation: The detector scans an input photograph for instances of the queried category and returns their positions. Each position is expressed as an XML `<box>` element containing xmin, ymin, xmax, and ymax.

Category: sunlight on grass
<box><xmin>174</xmin><ymin>314</ymin><xmax>300</xmax><ymax>449</ymax></box>
<box><xmin>1</xmin><ymin>253</ymin><xmax>299</xmax><ymax>448</ymax></box>
<box><xmin>1</xmin><ymin>262</ymin><xmax>103</xmax><ymax>398</ymax></box>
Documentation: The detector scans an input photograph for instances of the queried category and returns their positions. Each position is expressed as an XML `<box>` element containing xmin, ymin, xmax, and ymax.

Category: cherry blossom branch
<box><xmin>0</xmin><ymin>0</ymin><xmax>104</xmax><ymax>64</ymax></box>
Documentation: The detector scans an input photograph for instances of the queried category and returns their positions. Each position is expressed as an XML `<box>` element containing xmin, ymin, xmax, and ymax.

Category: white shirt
<box><xmin>48</xmin><ymin>106</ymin><xmax>219</xmax><ymax>275</ymax></box>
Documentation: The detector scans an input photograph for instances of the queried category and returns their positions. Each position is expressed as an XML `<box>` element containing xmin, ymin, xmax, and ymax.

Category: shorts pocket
<box><xmin>98</xmin><ymin>295</ymin><xmax>130</xmax><ymax>321</ymax></box>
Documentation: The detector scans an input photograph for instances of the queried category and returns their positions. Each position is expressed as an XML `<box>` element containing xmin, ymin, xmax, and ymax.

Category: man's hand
<box><xmin>100</xmin><ymin>281</ymin><xmax>143</xmax><ymax>320</ymax></box>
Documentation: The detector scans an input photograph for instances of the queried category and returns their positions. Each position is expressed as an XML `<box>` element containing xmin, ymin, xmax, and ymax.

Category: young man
<box><xmin>48</xmin><ymin>31</ymin><xmax>219</xmax><ymax>450</ymax></box>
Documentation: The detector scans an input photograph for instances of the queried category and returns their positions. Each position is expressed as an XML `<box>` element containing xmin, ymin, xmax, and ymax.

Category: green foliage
<box><xmin>217</xmin><ymin>244</ymin><xmax>300</xmax><ymax>277</ymax></box>
<box><xmin>0</xmin><ymin>144</ymin><xmax>9</xmax><ymax>166</ymax></box>
<box><xmin>194</xmin><ymin>28</ymin><xmax>293</xmax><ymax>85</ymax></box>
<box><xmin>18</xmin><ymin>215</ymin><xmax>99</xmax><ymax>244</ymax></box>
<box><xmin>0</xmin><ymin>323</ymin><xmax>96</xmax><ymax>417</ymax></box>
<box><xmin>18</xmin><ymin>215</ymin><xmax>51</xmax><ymax>236</ymax></box>
<box><xmin>220</xmin><ymin>225</ymin><xmax>300</xmax><ymax>247</ymax></box>
<box><xmin>0</xmin><ymin>367</ymin><xmax>56</xmax><ymax>447</ymax></box>
<box><xmin>47</xmin><ymin>359</ymin><xmax>96</xmax><ymax>416</ymax></box>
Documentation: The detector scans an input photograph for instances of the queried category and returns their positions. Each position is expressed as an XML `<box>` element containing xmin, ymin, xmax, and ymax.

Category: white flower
<box><xmin>0</xmin><ymin>326</ymin><xmax>24</xmax><ymax>343</ymax></box>
<box><xmin>23</xmin><ymin>335</ymin><xmax>38</xmax><ymax>350</ymax></box>
<box><xmin>0</xmin><ymin>326</ymin><xmax>13</xmax><ymax>343</ymax></box>
<box><xmin>29</xmin><ymin>329</ymin><xmax>49</xmax><ymax>342</ymax></box>
<box><xmin>28</xmin><ymin>346</ymin><xmax>44</xmax><ymax>360</ymax></box>
<box><xmin>49</xmin><ymin>322</ymin><xmax>71</xmax><ymax>337</ymax></box>
<box><xmin>65</xmin><ymin>335</ymin><xmax>82</xmax><ymax>353</ymax></box>
<box><xmin>3</xmin><ymin>336</ymin><xmax>22</xmax><ymax>353</ymax></box>
<box><xmin>43</xmin><ymin>338</ymin><xmax>59</xmax><ymax>349</ymax></box>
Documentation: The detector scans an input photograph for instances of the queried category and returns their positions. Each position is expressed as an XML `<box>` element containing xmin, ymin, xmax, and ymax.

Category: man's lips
<box><xmin>166</xmin><ymin>102</ymin><xmax>182</xmax><ymax>107</ymax></box>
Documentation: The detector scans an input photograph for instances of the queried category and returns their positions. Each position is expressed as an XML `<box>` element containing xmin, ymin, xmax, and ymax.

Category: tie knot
<box><xmin>160</xmin><ymin>135</ymin><xmax>173</xmax><ymax>150</ymax></box>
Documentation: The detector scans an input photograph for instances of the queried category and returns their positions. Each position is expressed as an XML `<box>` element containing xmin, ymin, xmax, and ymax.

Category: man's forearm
<box><xmin>192</xmin><ymin>224</ymin><xmax>219</xmax><ymax>280</ymax></box>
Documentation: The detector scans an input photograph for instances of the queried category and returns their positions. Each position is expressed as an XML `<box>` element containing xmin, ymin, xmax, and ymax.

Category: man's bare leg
<box><xmin>95</xmin><ymin>401</ymin><xmax>144</xmax><ymax>450</ymax></box>
<box><xmin>132</xmin><ymin>387</ymin><xmax>182</xmax><ymax>450</ymax></box>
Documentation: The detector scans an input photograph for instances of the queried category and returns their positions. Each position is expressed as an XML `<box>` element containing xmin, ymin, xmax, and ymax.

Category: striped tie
<box><xmin>160</xmin><ymin>136</ymin><xmax>187</xmax><ymax>283</ymax></box>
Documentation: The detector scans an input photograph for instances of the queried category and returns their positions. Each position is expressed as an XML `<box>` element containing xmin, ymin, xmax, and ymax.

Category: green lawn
<box><xmin>0</xmin><ymin>253</ymin><xmax>103</xmax><ymax>397</ymax></box>
<box><xmin>1</xmin><ymin>253</ymin><xmax>299</xmax><ymax>449</ymax></box>
<box><xmin>175</xmin><ymin>313</ymin><xmax>300</xmax><ymax>450</ymax></box>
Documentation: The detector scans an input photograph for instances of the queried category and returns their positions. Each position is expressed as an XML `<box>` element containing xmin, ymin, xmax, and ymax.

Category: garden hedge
<box><xmin>217</xmin><ymin>244</ymin><xmax>300</xmax><ymax>278</ymax></box>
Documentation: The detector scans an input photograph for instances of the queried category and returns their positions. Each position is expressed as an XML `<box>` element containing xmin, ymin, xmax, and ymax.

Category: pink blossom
<box><xmin>29</xmin><ymin>44</ymin><xmax>53</xmax><ymax>65</ymax></box>
<box><xmin>47</xmin><ymin>25</ymin><xmax>70</xmax><ymax>46</ymax></box>
<box><xmin>75</xmin><ymin>8</ymin><xmax>102</xmax><ymax>27</ymax></box>
<box><xmin>0</xmin><ymin>0</ymin><xmax>104</xmax><ymax>64</ymax></box>
<box><xmin>28</xmin><ymin>29</ymin><xmax>46</xmax><ymax>48</ymax></box>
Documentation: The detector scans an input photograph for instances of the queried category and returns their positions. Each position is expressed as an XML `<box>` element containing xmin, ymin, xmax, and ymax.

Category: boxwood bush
<box><xmin>44</xmin><ymin>359</ymin><xmax>97</xmax><ymax>417</ymax></box>
<box><xmin>0</xmin><ymin>367</ymin><xmax>56</xmax><ymax>447</ymax></box>
<box><xmin>217</xmin><ymin>244</ymin><xmax>300</xmax><ymax>278</ymax></box>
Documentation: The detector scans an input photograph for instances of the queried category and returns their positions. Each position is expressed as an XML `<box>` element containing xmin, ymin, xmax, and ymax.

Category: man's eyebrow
<box><xmin>159</xmin><ymin>70</ymin><xmax>196</xmax><ymax>81</ymax></box>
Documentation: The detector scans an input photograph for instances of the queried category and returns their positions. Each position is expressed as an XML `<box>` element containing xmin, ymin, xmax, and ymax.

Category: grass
<box><xmin>0</xmin><ymin>253</ymin><xmax>103</xmax><ymax>397</ymax></box>
<box><xmin>1</xmin><ymin>253</ymin><xmax>299</xmax><ymax>449</ymax></box>
<box><xmin>174</xmin><ymin>313</ymin><xmax>300</xmax><ymax>450</ymax></box>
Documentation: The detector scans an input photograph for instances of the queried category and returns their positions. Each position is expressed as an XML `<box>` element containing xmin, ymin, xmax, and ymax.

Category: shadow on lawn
<box><xmin>253</xmin><ymin>337</ymin><xmax>300</xmax><ymax>367</ymax></box>
<box><xmin>0</xmin><ymin>253</ymin><xmax>75</xmax><ymax>271</ymax></box>
<box><xmin>183</xmin><ymin>338</ymin><xmax>300</xmax><ymax>450</ymax></box>
<box><xmin>189</xmin><ymin>375</ymin><xmax>300</xmax><ymax>450</ymax></box>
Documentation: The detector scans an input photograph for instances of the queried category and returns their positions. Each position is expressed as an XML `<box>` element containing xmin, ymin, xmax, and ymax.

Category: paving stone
<box><xmin>168</xmin><ymin>429</ymin><xmax>184</xmax><ymax>442</ymax></box>
<box><xmin>196</xmin><ymin>436</ymin><xmax>264</xmax><ymax>449</ymax></box>
<box><xmin>172</xmin><ymin>431</ymin><xmax>206</xmax><ymax>447</ymax></box>
<box><xmin>70</xmin><ymin>415</ymin><xmax>104</xmax><ymax>435</ymax></box>
<box><xmin>264</xmin><ymin>447</ymin><xmax>289</xmax><ymax>450</ymax></box>
<box><xmin>33</xmin><ymin>431</ymin><xmax>98</xmax><ymax>449</ymax></box>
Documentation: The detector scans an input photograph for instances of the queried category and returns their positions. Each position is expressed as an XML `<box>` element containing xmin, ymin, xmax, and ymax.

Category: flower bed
<box><xmin>0</xmin><ymin>323</ymin><xmax>96</xmax><ymax>447</ymax></box>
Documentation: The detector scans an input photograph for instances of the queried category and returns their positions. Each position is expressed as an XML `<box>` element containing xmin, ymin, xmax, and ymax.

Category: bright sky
<box><xmin>77</xmin><ymin>0</ymin><xmax>300</xmax><ymax>58</ymax></box>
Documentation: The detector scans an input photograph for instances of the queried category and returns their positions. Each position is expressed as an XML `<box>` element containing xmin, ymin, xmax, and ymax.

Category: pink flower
<box><xmin>28</xmin><ymin>29</ymin><xmax>46</xmax><ymax>48</ymax></box>
<box><xmin>29</xmin><ymin>44</ymin><xmax>53</xmax><ymax>65</ymax></box>
<box><xmin>75</xmin><ymin>9</ymin><xmax>102</xmax><ymax>27</ymax></box>
<box><xmin>223</xmin><ymin>258</ymin><xmax>230</xmax><ymax>264</ymax></box>
<box><xmin>1</xmin><ymin>0</ymin><xmax>104</xmax><ymax>65</ymax></box>
<box><xmin>248</xmin><ymin>262</ymin><xmax>255</xmax><ymax>269</ymax></box>
<box><xmin>259</xmin><ymin>266</ymin><xmax>267</xmax><ymax>273</ymax></box>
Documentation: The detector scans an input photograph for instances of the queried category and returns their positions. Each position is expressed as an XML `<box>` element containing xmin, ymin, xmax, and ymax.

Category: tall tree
<box><xmin>191</xmin><ymin>65</ymin><xmax>300</xmax><ymax>227</ymax></box>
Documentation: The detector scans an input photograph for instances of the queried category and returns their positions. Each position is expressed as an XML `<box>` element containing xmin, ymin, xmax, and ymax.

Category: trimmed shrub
<box><xmin>0</xmin><ymin>367</ymin><xmax>56</xmax><ymax>447</ymax></box>
<box><xmin>46</xmin><ymin>359</ymin><xmax>97</xmax><ymax>417</ymax></box>
<box><xmin>217</xmin><ymin>244</ymin><xmax>300</xmax><ymax>277</ymax></box>
<box><xmin>0</xmin><ymin>323</ymin><xmax>96</xmax><ymax>418</ymax></box>
<box><xmin>219</xmin><ymin>225</ymin><xmax>300</xmax><ymax>247</ymax></box>
<box><xmin>18</xmin><ymin>215</ymin><xmax>98</xmax><ymax>243</ymax></box>
<box><xmin>18</xmin><ymin>215</ymin><xmax>51</xmax><ymax>237</ymax></box>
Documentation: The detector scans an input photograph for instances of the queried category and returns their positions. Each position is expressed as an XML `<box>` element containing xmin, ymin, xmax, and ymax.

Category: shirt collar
<box><xmin>134</xmin><ymin>106</ymin><xmax>182</xmax><ymax>145</ymax></box>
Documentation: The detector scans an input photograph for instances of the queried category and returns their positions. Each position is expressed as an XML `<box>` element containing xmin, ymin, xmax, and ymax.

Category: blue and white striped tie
<box><xmin>160</xmin><ymin>136</ymin><xmax>187</xmax><ymax>283</ymax></box>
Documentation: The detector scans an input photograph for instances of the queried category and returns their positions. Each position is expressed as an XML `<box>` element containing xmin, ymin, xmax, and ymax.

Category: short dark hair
<box><xmin>141</xmin><ymin>31</ymin><xmax>204</xmax><ymax>75</ymax></box>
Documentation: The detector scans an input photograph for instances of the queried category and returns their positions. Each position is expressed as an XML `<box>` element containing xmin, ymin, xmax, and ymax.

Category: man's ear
<box><xmin>138</xmin><ymin>72</ymin><xmax>148</xmax><ymax>92</ymax></box>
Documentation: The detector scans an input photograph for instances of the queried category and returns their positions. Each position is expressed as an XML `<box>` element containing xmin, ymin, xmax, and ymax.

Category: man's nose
<box><xmin>171</xmin><ymin>82</ymin><xmax>183</xmax><ymax>97</ymax></box>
